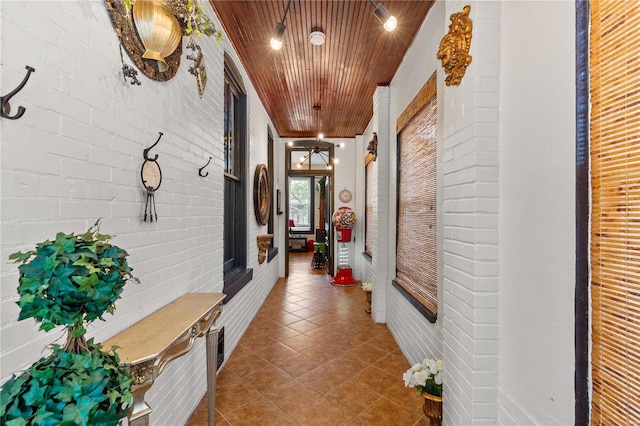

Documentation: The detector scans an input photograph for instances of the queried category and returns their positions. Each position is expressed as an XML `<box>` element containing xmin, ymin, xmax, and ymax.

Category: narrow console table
<box><xmin>103</xmin><ymin>293</ymin><xmax>225</xmax><ymax>426</ymax></box>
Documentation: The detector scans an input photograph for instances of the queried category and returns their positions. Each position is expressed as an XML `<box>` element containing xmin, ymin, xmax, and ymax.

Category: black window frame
<box><xmin>267</xmin><ymin>127</ymin><xmax>278</xmax><ymax>263</ymax></box>
<box><xmin>288</xmin><ymin>176</ymin><xmax>315</xmax><ymax>234</ymax></box>
<box><xmin>223</xmin><ymin>55</ymin><xmax>252</xmax><ymax>302</ymax></box>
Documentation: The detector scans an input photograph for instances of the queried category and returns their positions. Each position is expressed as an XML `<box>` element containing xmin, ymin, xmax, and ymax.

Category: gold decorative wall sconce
<box><xmin>105</xmin><ymin>0</ymin><xmax>220</xmax><ymax>86</ymax></box>
<box><xmin>106</xmin><ymin>0</ymin><xmax>182</xmax><ymax>81</ymax></box>
<box><xmin>437</xmin><ymin>5</ymin><xmax>473</xmax><ymax>86</ymax></box>
<box><xmin>257</xmin><ymin>234</ymin><xmax>274</xmax><ymax>264</ymax></box>
<box><xmin>365</xmin><ymin>132</ymin><xmax>378</xmax><ymax>166</ymax></box>
<box><xmin>132</xmin><ymin>0</ymin><xmax>182</xmax><ymax>73</ymax></box>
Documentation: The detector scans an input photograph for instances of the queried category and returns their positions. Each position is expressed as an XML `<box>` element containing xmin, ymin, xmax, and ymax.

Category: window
<box><xmin>223</xmin><ymin>56</ymin><xmax>252</xmax><ymax>301</ymax></box>
<box><xmin>288</xmin><ymin>176</ymin><xmax>314</xmax><ymax>233</ymax></box>
<box><xmin>394</xmin><ymin>73</ymin><xmax>437</xmax><ymax>322</ymax></box>
<box><xmin>589</xmin><ymin>1</ymin><xmax>640</xmax><ymax>423</ymax></box>
<box><xmin>267</xmin><ymin>128</ymin><xmax>278</xmax><ymax>263</ymax></box>
<box><xmin>290</xmin><ymin>147</ymin><xmax>332</xmax><ymax>171</ymax></box>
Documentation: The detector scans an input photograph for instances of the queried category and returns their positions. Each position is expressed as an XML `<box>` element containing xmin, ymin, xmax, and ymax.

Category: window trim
<box><xmin>223</xmin><ymin>54</ymin><xmax>252</xmax><ymax>302</ymax></box>
<box><xmin>574</xmin><ymin>1</ymin><xmax>589</xmax><ymax>423</ymax></box>
<box><xmin>267</xmin><ymin>127</ymin><xmax>278</xmax><ymax>263</ymax></box>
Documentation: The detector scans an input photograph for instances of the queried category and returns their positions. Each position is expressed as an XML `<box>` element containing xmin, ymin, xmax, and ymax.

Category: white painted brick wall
<box><xmin>0</xmin><ymin>1</ymin><xmax>279</xmax><ymax>424</ymax></box>
<box><xmin>440</xmin><ymin>2</ymin><xmax>501</xmax><ymax>424</ymax></box>
<box><xmin>370</xmin><ymin>86</ymin><xmax>391</xmax><ymax>323</ymax></box>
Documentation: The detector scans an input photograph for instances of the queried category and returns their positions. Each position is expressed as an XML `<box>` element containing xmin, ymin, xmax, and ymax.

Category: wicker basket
<box><xmin>422</xmin><ymin>392</ymin><xmax>442</xmax><ymax>426</ymax></box>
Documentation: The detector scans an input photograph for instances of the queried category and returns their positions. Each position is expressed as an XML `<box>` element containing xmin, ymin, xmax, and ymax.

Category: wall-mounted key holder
<box><xmin>141</xmin><ymin>132</ymin><xmax>163</xmax><ymax>222</ymax></box>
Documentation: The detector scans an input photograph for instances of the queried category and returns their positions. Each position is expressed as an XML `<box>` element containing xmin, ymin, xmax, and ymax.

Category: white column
<box><xmin>372</xmin><ymin>85</ymin><xmax>390</xmax><ymax>322</ymax></box>
<box><xmin>441</xmin><ymin>2</ymin><xmax>501</xmax><ymax>424</ymax></box>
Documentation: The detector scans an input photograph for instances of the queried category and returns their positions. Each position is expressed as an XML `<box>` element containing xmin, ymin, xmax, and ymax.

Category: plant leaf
<box><xmin>55</xmin><ymin>233</ymin><xmax>76</xmax><ymax>254</ymax></box>
<box><xmin>22</xmin><ymin>380</ymin><xmax>46</xmax><ymax>406</ymax></box>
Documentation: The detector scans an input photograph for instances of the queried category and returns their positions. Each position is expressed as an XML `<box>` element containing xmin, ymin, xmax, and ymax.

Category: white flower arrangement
<box><xmin>361</xmin><ymin>282</ymin><xmax>373</xmax><ymax>292</ymax></box>
<box><xmin>403</xmin><ymin>358</ymin><xmax>443</xmax><ymax>397</ymax></box>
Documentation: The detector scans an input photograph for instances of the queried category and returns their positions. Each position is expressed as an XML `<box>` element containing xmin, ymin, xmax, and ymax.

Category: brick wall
<box><xmin>440</xmin><ymin>2</ymin><xmax>501</xmax><ymax>423</ymax></box>
<box><xmin>0</xmin><ymin>1</ymin><xmax>279</xmax><ymax>424</ymax></box>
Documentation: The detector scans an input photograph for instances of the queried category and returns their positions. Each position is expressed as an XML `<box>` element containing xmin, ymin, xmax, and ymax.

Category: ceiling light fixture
<box><xmin>309</xmin><ymin>30</ymin><xmax>326</xmax><ymax>46</ymax></box>
<box><xmin>367</xmin><ymin>0</ymin><xmax>397</xmax><ymax>32</ymax></box>
<box><xmin>270</xmin><ymin>0</ymin><xmax>293</xmax><ymax>50</ymax></box>
<box><xmin>298</xmin><ymin>146</ymin><xmax>334</xmax><ymax>170</ymax></box>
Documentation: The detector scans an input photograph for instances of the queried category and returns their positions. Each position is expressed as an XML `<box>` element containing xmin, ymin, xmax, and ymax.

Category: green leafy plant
<box><xmin>167</xmin><ymin>0</ymin><xmax>222</xmax><ymax>40</ymax></box>
<box><xmin>316</xmin><ymin>176</ymin><xmax>327</xmax><ymax>193</ymax></box>
<box><xmin>8</xmin><ymin>221</ymin><xmax>138</xmax><ymax>341</ymax></box>
<box><xmin>0</xmin><ymin>340</ymin><xmax>132</xmax><ymax>426</ymax></box>
<box><xmin>1</xmin><ymin>220</ymin><xmax>136</xmax><ymax>425</ymax></box>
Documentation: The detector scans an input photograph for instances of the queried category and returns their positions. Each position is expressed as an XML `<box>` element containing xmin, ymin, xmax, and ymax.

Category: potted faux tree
<box><xmin>403</xmin><ymin>358</ymin><xmax>444</xmax><ymax>426</ymax></box>
<box><xmin>1</xmin><ymin>220</ymin><xmax>137</xmax><ymax>425</ymax></box>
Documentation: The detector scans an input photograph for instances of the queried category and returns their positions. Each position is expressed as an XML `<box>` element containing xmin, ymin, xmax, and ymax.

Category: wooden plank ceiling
<box><xmin>210</xmin><ymin>0</ymin><xmax>434</xmax><ymax>138</ymax></box>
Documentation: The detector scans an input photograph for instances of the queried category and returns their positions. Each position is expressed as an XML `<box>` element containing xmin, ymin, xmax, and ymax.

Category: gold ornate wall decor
<box><xmin>257</xmin><ymin>234</ymin><xmax>274</xmax><ymax>264</ymax></box>
<box><xmin>195</xmin><ymin>52</ymin><xmax>207</xmax><ymax>98</ymax></box>
<box><xmin>187</xmin><ymin>40</ymin><xmax>208</xmax><ymax>98</ymax></box>
<box><xmin>132</xmin><ymin>0</ymin><xmax>182</xmax><ymax>73</ymax></box>
<box><xmin>106</xmin><ymin>0</ymin><xmax>182</xmax><ymax>81</ymax></box>
<box><xmin>437</xmin><ymin>5</ymin><xmax>473</xmax><ymax>86</ymax></box>
<box><xmin>253</xmin><ymin>164</ymin><xmax>271</xmax><ymax>226</ymax></box>
<box><xmin>365</xmin><ymin>132</ymin><xmax>378</xmax><ymax>166</ymax></box>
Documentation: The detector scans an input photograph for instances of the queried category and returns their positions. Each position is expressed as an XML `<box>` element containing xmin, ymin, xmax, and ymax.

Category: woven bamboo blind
<box><xmin>396</xmin><ymin>94</ymin><xmax>437</xmax><ymax>314</ymax></box>
<box><xmin>590</xmin><ymin>1</ymin><xmax>640</xmax><ymax>423</ymax></box>
<box><xmin>365</xmin><ymin>159</ymin><xmax>377</xmax><ymax>257</ymax></box>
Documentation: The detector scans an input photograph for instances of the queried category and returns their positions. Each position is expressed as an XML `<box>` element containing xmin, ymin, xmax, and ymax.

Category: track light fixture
<box><xmin>270</xmin><ymin>0</ymin><xmax>293</xmax><ymax>50</ymax></box>
<box><xmin>367</xmin><ymin>0</ymin><xmax>397</xmax><ymax>32</ymax></box>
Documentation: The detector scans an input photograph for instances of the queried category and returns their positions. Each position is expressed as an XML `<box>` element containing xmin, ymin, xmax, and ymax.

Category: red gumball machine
<box><xmin>331</xmin><ymin>206</ymin><xmax>357</xmax><ymax>286</ymax></box>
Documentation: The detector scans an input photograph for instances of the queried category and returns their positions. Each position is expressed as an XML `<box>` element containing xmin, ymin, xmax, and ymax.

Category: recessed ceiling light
<box><xmin>309</xmin><ymin>31</ymin><xmax>326</xmax><ymax>46</ymax></box>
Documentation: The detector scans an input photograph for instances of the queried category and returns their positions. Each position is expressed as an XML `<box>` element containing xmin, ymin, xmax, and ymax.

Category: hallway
<box><xmin>187</xmin><ymin>252</ymin><xmax>429</xmax><ymax>425</ymax></box>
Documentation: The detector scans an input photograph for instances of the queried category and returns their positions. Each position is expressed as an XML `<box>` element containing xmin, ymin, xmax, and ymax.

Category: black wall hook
<box><xmin>199</xmin><ymin>156</ymin><xmax>212</xmax><ymax>177</ymax></box>
<box><xmin>143</xmin><ymin>132</ymin><xmax>163</xmax><ymax>161</ymax></box>
<box><xmin>1</xmin><ymin>66</ymin><xmax>36</xmax><ymax>120</ymax></box>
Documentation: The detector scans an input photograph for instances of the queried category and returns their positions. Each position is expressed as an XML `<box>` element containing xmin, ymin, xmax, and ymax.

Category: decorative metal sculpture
<box><xmin>141</xmin><ymin>132</ymin><xmax>164</xmax><ymax>222</ymax></box>
<box><xmin>1</xmin><ymin>66</ymin><xmax>35</xmax><ymax>120</ymax></box>
<box><xmin>437</xmin><ymin>5</ymin><xmax>473</xmax><ymax>86</ymax></box>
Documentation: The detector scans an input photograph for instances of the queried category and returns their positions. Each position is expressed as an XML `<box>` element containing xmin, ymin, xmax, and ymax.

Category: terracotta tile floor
<box><xmin>187</xmin><ymin>252</ymin><xmax>429</xmax><ymax>425</ymax></box>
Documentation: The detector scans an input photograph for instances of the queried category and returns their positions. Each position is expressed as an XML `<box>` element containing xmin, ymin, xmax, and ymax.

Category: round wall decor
<box><xmin>253</xmin><ymin>164</ymin><xmax>271</xmax><ymax>226</ymax></box>
<box><xmin>339</xmin><ymin>189</ymin><xmax>353</xmax><ymax>203</ymax></box>
<box><xmin>106</xmin><ymin>0</ymin><xmax>182</xmax><ymax>82</ymax></box>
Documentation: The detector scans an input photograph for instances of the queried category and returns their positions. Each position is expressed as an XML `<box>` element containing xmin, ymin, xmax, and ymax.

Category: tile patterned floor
<box><xmin>187</xmin><ymin>252</ymin><xmax>430</xmax><ymax>425</ymax></box>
